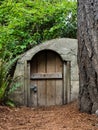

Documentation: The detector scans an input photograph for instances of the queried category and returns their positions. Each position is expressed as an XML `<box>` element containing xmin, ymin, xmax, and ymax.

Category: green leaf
<box><xmin>0</xmin><ymin>44</ymin><xmax>2</xmax><ymax>49</ymax></box>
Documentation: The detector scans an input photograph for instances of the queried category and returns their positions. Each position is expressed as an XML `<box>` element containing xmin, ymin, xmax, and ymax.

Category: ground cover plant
<box><xmin>0</xmin><ymin>57</ymin><xmax>20</xmax><ymax>106</ymax></box>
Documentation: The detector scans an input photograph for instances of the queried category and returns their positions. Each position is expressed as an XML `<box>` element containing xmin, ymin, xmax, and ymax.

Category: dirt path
<box><xmin>0</xmin><ymin>101</ymin><xmax>98</xmax><ymax>130</ymax></box>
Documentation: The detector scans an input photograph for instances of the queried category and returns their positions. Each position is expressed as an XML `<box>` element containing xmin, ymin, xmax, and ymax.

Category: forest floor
<box><xmin>0</xmin><ymin>101</ymin><xmax>98</xmax><ymax>130</ymax></box>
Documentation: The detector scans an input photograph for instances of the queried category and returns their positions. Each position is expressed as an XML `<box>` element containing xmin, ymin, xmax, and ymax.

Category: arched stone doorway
<box><xmin>12</xmin><ymin>38</ymin><xmax>78</xmax><ymax>106</ymax></box>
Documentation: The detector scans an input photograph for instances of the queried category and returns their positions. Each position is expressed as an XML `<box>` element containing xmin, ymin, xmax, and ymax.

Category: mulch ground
<box><xmin>0</xmin><ymin>101</ymin><xmax>98</xmax><ymax>130</ymax></box>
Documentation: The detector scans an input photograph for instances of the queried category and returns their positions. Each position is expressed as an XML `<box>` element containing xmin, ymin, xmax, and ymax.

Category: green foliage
<box><xmin>0</xmin><ymin>0</ymin><xmax>77</xmax><ymax>58</ymax></box>
<box><xmin>5</xmin><ymin>100</ymin><xmax>15</xmax><ymax>107</ymax></box>
<box><xmin>0</xmin><ymin>57</ymin><xmax>20</xmax><ymax>105</ymax></box>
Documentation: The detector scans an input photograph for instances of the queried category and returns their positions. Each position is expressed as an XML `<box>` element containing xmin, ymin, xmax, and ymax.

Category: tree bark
<box><xmin>78</xmin><ymin>0</ymin><xmax>98</xmax><ymax>113</ymax></box>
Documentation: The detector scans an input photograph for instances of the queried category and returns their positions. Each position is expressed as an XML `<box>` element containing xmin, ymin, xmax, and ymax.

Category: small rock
<box><xmin>95</xmin><ymin>110</ymin><xmax>98</xmax><ymax>116</ymax></box>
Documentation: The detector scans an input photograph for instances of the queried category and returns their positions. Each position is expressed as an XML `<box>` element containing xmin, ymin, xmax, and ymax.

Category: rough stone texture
<box><xmin>71</xmin><ymin>81</ymin><xmax>79</xmax><ymax>101</ymax></box>
<box><xmin>10</xmin><ymin>61</ymin><xmax>25</xmax><ymax>105</ymax></box>
<box><xmin>13</xmin><ymin>38</ymin><xmax>79</xmax><ymax>106</ymax></box>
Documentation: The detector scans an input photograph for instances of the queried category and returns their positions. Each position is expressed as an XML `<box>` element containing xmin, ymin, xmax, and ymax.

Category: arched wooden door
<box><xmin>30</xmin><ymin>50</ymin><xmax>63</xmax><ymax>106</ymax></box>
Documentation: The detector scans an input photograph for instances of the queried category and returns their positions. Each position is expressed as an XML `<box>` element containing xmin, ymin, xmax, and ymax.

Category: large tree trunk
<box><xmin>78</xmin><ymin>0</ymin><xmax>98</xmax><ymax>113</ymax></box>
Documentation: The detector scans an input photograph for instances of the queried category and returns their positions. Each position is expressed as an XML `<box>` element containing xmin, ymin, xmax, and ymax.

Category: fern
<box><xmin>0</xmin><ymin>57</ymin><xmax>19</xmax><ymax>104</ymax></box>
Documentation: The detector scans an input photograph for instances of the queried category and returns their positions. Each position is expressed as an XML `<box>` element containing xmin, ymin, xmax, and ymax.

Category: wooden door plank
<box><xmin>30</xmin><ymin>56</ymin><xmax>38</xmax><ymax>74</ymax></box>
<box><xmin>30</xmin><ymin>80</ymin><xmax>38</xmax><ymax>106</ymax></box>
<box><xmin>37</xmin><ymin>52</ymin><xmax>46</xmax><ymax>106</ymax></box>
<box><xmin>30</xmin><ymin>72</ymin><xmax>62</xmax><ymax>79</ymax></box>
<box><xmin>30</xmin><ymin>56</ymin><xmax>38</xmax><ymax>106</ymax></box>
<box><xmin>56</xmin><ymin>55</ymin><xmax>62</xmax><ymax>72</ymax></box>
<box><xmin>66</xmin><ymin>61</ymin><xmax>71</xmax><ymax>103</ymax></box>
<box><xmin>63</xmin><ymin>62</ymin><xmax>67</xmax><ymax>104</ymax></box>
<box><xmin>55</xmin><ymin>55</ymin><xmax>63</xmax><ymax>105</ymax></box>
<box><xmin>55</xmin><ymin>80</ymin><xmax>62</xmax><ymax>105</ymax></box>
<box><xmin>46</xmin><ymin>51</ymin><xmax>56</xmax><ymax>106</ymax></box>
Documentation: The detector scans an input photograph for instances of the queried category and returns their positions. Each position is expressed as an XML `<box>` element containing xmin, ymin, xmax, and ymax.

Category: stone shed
<box><xmin>13</xmin><ymin>38</ymin><xmax>79</xmax><ymax>107</ymax></box>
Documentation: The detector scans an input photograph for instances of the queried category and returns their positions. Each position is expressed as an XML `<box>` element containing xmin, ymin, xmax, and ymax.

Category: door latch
<box><xmin>30</xmin><ymin>85</ymin><xmax>37</xmax><ymax>93</ymax></box>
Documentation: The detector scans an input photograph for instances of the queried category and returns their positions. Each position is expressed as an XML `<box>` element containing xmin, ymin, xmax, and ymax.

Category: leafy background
<box><xmin>0</xmin><ymin>0</ymin><xmax>77</xmax><ymax>59</ymax></box>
